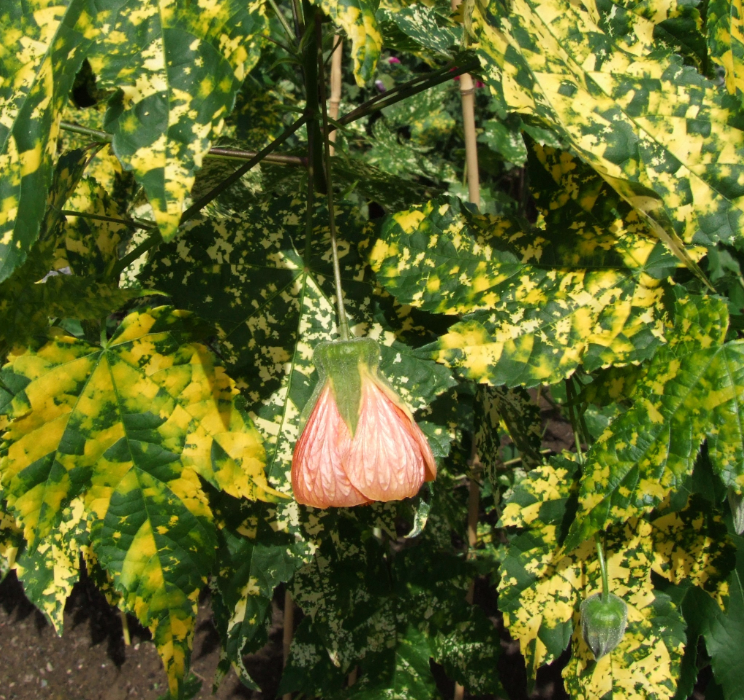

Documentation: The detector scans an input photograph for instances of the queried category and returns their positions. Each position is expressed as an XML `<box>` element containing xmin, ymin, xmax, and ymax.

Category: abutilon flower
<box><xmin>292</xmin><ymin>338</ymin><xmax>437</xmax><ymax>508</ymax></box>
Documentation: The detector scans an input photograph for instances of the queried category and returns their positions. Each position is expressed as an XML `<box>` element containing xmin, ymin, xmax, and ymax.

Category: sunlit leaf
<box><xmin>565</xmin><ymin>294</ymin><xmax>744</xmax><ymax>550</ymax></box>
<box><xmin>87</xmin><ymin>0</ymin><xmax>269</xmax><ymax>241</ymax></box>
<box><xmin>0</xmin><ymin>306</ymin><xmax>273</xmax><ymax>697</ymax></box>
<box><xmin>371</xmin><ymin>187</ymin><xmax>672</xmax><ymax>386</ymax></box>
<box><xmin>475</xmin><ymin>0</ymin><xmax>744</xmax><ymax>261</ymax></box>
<box><xmin>498</xmin><ymin>457</ymin><xmax>689</xmax><ymax>694</ymax></box>
<box><xmin>708</xmin><ymin>0</ymin><xmax>744</xmax><ymax>101</ymax></box>
<box><xmin>0</xmin><ymin>1</ymin><xmax>99</xmax><ymax>282</ymax></box>
<box><xmin>312</xmin><ymin>0</ymin><xmax>382</xmax><ymax>85</ymax></box>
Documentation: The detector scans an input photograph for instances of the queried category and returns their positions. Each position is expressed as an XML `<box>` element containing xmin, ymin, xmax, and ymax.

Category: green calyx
<box><xmin>580</xmin><ymin>592</ymin><xmax>628</xmax><ymax>660</ymax></box>
<box><xmin>313</xmin><ymin>338</ymin><xmax>381</xmax><ymax>436</ymax></box>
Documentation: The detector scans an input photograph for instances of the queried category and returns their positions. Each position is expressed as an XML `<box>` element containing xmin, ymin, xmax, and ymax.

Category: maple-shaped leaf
<box><xmin>0</xmin><ymin>306</ymin><xmax>274</xmax><ymax>698</ymax></box>
<box><xmin>370</xmin><ymin>180</ymin><xmax>674</xmax><ymax>386</ymax></box>
<box><xmin>87</xmin><ymin>0</ymin><xmax>269</xmax><ymax>241</ymax></box>
<box><xmin>140</xmin><ymin>195</ymin><xmax>456</xmax><ymax>494</ymax></box>
<box><xmin>565</xmin><ymin>294</ymin><xmax>744</xmax><ymax>550</ymax></box>
<box><xmin>475</xmin><ymin>0</ymin><xmax>744</xmax><ymax>260</ymax></box>
<box><xmin>0</xmin><ymin>1</ymin><xmax>100</xmax><ymax>282</ymax></box>
<box><xmin>498</xmin><ymin>457</ymin><xmax>732</xmax><ymax>695</ymax></box>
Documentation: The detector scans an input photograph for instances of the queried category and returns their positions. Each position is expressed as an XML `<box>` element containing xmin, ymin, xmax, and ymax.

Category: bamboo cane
<box><xmin>452</xmin><ymin>0</ymin><xmax>480</xmax><ymax>208</ymax></box>
<box><xmin>282</xmin><ymin>590</ymin><xmax>294</xmax><ymax>700</ymax></box>
<box><xmin>329</xmin><ymin>36</ymin><xmax>344</xmax><ymax>155</ymax></box>
<box><xmin>452</xmin><ymin>4</ymin><xmax>482</xmax><ymax>696</ymax></box>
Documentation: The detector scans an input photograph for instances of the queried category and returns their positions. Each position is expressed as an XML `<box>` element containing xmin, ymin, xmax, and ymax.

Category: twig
<box><xmin>120</xmin><ymin>610</ymin><xmax>131</xmax><ymax>646</ymax></box>
<box><xmin>59</xmin><ymin>121</ymin><xmax>304</xmax><ymax>166</ymax></box>
<box><xmin>335</xmin><ymin>56</ymin><xmax>480</xmax><ymax>129</ymax></box>
<box><xmin>268</xmin><ymin>0</ymin><xmax>297</xmax><ymax>43</ymax></box>
<box><xmin>60</xmin><ymin>210</ymin><xmax>156</xmax><ymax>230</ymax></box>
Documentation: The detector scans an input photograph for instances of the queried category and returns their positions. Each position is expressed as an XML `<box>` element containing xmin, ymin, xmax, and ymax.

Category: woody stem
<box><xmin>317</xmin><ymin>12</ymin><xmax>350</xmax><ymax>340</ymax></box>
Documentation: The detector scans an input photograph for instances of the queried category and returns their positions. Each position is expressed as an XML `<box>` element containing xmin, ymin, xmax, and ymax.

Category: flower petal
<box><xmin>343</xmin><ymin>377</ymin><xmax>434</xmax><ymax>502</ymax></box>
<box><xmin>291</xmin><ymin>384</ymin><xmax>369</xmax><ymax>508</ymax></box>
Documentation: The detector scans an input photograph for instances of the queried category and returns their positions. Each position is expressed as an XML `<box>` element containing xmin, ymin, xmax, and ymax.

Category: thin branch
<box><xmin>60</xmin><ymin>210</ymin><xmax>156</xmax><ymax>230</ymax></box>
<box><xmin>59</xmin><ymin>121</ymin><xmax>304</xmax><ymax>165</ymax></box>
<box><xmin>336</xmin><ymin>56</ymin><xmax>479</xmax><ymax>128</ymax></box>
<box><xmin>179</xmin><ymin>114</ymin><xmax>308</xmax><ymax>225</ymax></box>
<box><xmin>317</xmin><ymin>13</ymin><xmax>349</xmax><ymax>340</ymax></box>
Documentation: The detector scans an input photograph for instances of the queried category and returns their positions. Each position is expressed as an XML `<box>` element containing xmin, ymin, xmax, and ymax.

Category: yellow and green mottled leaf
<box><xmin>0</xmin><ymin>1</ymin><xmax>100</xmax><ymax>282</ymax></box>
<box><xmin>53</xmin><ymin>177</ymin><xmax>131</xmax><ymax>277</ymax></box>
<box><xmin>312</xmin><ymin>0</ymin><xmax>382</xmax><ymax>85</ymax></box>
<box><xmin>708</xmin><ymin>0</ymin><xmax>744</xmax><ymax>102</ymax></box>
<box><xmin>87</xmin><ymin>0</ymin><xmax>269</xmax><ymax>241</ymax></box>
<box><xmin>371</xmin><ymin>181</ymin><xmax>674</xmax><ymax>386</ymax></box>
<box><xmin>499</xmin><ymin>457</ymin><xmax>694</xmax><ymax>693</ymax></box>
<box><xmin>650</xmin><ymin>495</ymin><xmax>734</xmax><ymax>601</ymax></box>
<box><xmin>475</xmin><ymin>0</ymin><xmax>744</xmax><ymax>256</ymax></box>
<box><xmin>0</xmin><ymin>306</ymin><xmax>272</xmax><ymax>697</ymax></box>
<box><xmin>585</xmin><ymin>0</ymin><xmax>706</xmax><ymax>67</ymax></box>
<box><xmin>141</xmin><ymin>195</ymin><xmax>455</xmax><ymax>494</ymax></box>
<box><xmin>376</xmin><ymin>0</ymin><xmax>460</xmax><ymax>61</ymax></box>
<box><xmin>565</xmin><ymin>294</ymin><xmax>744</xmax><ymax>550</ymax></box>
<box><xmin>0</xmin><ymin>151</ymin><xmax>145</xmax><ymax>355</ymax></box>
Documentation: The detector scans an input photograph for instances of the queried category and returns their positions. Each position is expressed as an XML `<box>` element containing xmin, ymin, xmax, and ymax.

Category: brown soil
<box><xmin>0</xmin><ymin>572</ymin><xmax>284</xmax><ymax>700</ymax></box>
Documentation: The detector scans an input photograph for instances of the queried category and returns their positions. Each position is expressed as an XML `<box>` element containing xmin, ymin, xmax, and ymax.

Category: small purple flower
<box><xmin>388</xmin><ymin>56</ymin><xmax>401</xmax><ymax>64</ymax></box>
<box><xmin>375</xmin><ymin>79</ymin><xmax>386</xmax><ymax>92</ymax></box>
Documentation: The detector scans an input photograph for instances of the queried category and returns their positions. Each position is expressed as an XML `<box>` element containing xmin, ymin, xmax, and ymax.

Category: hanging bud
<box><xmin>291</xmin><ymin>338</ymin><xmax>437</xmax><ymax>508</ymax></box>
<box><xmin>580</xmin><ymin>592</ymin><xmax>628</xmax><ymax>660</ymax></box>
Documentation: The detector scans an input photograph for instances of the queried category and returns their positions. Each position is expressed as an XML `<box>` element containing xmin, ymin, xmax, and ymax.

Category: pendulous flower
<box><xmin>292</xmin><ymin>338</ymin><xmax>437</xmax><ymax>508</ymax></box>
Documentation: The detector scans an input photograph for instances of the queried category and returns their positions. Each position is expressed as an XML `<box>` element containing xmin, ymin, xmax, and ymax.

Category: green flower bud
<box><xmin>580</xmin><ymin>592</ymin><xmax>628</xmax><ymax>660</ymax></box>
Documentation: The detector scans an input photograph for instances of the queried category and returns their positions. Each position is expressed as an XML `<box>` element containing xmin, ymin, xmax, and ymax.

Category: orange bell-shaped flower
<box><xmin>292</xmin><ymin>338</ymin><xmax>437</xmax><ymax>508</ymax></box>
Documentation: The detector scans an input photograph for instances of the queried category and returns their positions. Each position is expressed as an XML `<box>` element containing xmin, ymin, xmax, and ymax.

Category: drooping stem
<box><xmin>596</xmin><ymin>537</ymin><xmax>610</xmax><ymax>601</ymax></box>
<box><xmin>317</xmin><ymin>12</ymin><xmax>349</xmax><ymax>340</ymax></box>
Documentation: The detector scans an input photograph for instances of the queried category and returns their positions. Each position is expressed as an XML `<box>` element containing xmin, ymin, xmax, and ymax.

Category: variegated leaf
<box><xmin>565</xmin><ymin>294</ymin><xmax>744</xmax><ymax>550</ymax></box>
<box><xmin>0</xmin><ymin>1</ymin><xmax>98</xmax><ymax>282</ymax></box>
<box><xmin>498</xmin><ymin>457</ymin><xmax>692</xmax><ymax>694</ymax></box>
<box><xmin>370</xmin><ymin>188</ymin><xmax>672</xmax><ymax>387</ymax></box>
<box><xmin>377</xmin><ymin>0</ymin><xmax>460</xmax><ymax>60</ymax></box>
<box><xmin>475</xmin><ymin>0</ymin><xmax>744</xmax><ymax>259</ymax></box>
<box><xmin>87</xmin><ymin>0</ymin><xmax>269</xmax><ymax>240</ymax></box>
<box><xmin>708</xmin><ymin>0</ymin><xmax>744</xmax><ymax>101</ymax></box>
<box><xmin>0</xmin><ymin>306</ymin><xmax>273</xmax><ymax>698</ymax></box>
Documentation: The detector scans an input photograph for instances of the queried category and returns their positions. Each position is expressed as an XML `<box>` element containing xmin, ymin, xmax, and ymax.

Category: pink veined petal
<box><xmin>343</xmin><ymin>377</ymin><xmax>432</xmax><ymax>502</ymax></box>
<box><xmin>292</xmin><ymin>384</ymin><xmax>369</xmax><ymax>508</ymax></box>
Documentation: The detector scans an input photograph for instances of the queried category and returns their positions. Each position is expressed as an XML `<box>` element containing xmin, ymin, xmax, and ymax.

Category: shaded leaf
<box><xmin>141</xmin><ymin>195</ymin><xmax>456</xmax><ymax>494</ymax></box>
<box><xmin>377</xmin><ymin>0</ymin><xmax>460</xmax><ymax>59</ymax></box>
